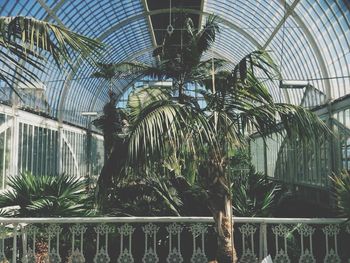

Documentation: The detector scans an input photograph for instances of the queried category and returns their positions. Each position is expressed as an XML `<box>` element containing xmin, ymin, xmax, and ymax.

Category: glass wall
<box><xmin>250</xmin><ymin>97</ymin><xmax>350</xmax><ymax>189</ymax></box>
<box><xmin>0</xmin><ymin>112</ymin><xmax>12</xmax><ymax>189</ymax></box>
<box><xmin>90</xmin><ymin>135</ymin><xmax>104</xmax><ymax>180</ymax></box>
<box><xmin>333</xmin><ymin>107</ymin><xmax>350</xmax><ymax>174</ymax></box>
<box><xmin>18</xmin><ymin>123</ymin><xmax>59</xmax><ymax>176</ymax></box>
<box><xmin>61</xmin><ymin>129</ymin><xmax>87</xmax><ymax>177</ymax></box>
<box><xmin>250</xmin><ymin>136</ymin><xmax>266</xmax><ymax>175</ymax></box>
<box><xmin>0</xmin><ymin>104</ymin><xmax>104</xmax><ymax>190</ymax></box>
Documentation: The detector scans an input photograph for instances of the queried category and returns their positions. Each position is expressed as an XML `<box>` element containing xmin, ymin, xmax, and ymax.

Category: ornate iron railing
<box><xmin>0</xmin><ymin>217</ymin><xmax>348</xmax><ymax>262</ymax></box>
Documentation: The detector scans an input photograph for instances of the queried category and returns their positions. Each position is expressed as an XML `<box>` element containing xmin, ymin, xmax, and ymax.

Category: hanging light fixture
<box><xmin>167</xmin><ymin>0</ymin><xmax>174</xmax><ymax>35</ymax></box>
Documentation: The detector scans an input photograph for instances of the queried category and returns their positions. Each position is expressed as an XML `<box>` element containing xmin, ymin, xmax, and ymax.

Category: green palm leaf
<box><xmin>0</xmin><ymin>16</ymin><xmax>103</xmax><ymax>95</ymax></box>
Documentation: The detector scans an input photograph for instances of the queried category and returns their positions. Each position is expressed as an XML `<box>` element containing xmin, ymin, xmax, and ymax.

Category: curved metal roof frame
<box><xmin>0</xmin><ymin>0</ymin><xmax>349</xmax><ymax>128</ymax></box>
<box><xmin>57</xmin><ymin>7</ymin><xmax>265</xmax><ymax>121</ymax></box>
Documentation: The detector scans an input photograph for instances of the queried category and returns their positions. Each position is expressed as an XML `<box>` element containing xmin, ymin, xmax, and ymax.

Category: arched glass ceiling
<box><xmin>204</xmin><ymin>0</ymin><xmax>350</xmax><ymax>105</ymax></box>
<box><xmin>0</xmin><ymin>0</ymin><xmax>349</xmax><ymax>128</ymax></box>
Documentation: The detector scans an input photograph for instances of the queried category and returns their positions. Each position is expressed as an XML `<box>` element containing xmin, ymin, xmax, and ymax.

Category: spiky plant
<box><xmin>331</xmin><ymin>171</ymin><xmax>350</xmax><ymax>218</ymax></box>
<box><xmin>233</xmin><ymin>170</ymin><xmax>280</xmax><ymax>217</ymax></box>
<box><xmin>0</xmin><ymin>172</ymin><xmax>94</xmax><ymax>217</ymax></box>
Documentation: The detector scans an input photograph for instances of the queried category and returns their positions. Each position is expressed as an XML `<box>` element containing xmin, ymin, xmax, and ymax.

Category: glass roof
<box><xmin>0</xmin><ymin>0</ymin><xmax>349</xmax><ymax>128</ymax></box>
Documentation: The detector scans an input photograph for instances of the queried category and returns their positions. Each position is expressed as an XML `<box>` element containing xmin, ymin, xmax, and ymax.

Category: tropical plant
<box><xmin>0</xmin><ymin>172</ymin><xmax>94</xmax><ymax>217</ymax></box>
<box><xmin>233</xmin><ymin>170</ymin><xmax>280</xmax><ymax>217</ymax></box>
<box><xmin>0</xmin><ymin>16</ymin><xmax>102</xmax><ymax>96</ymax></box>
<box><xmin>95</xmin><ymin>15</ymin><xmax>329</xmax><ymax>263</ymax></box>
<box><xmin>229</xmin><ymin>148</ymin><xmax>280</xmax><ymax>217</ymax></box>
<box><xmin>91</xmin><ymin>62</ymin><xmax>126</xmax><ymax>91</ymax></box>
<box><xmin>331</xmin><ymin>170</ymin><xmax>350</xmax><ymax>218</ymax></box>
<box><xmin>101</xmin><ymin>175</ymin><xmax>183</xmax><ymax>216</ymax></box>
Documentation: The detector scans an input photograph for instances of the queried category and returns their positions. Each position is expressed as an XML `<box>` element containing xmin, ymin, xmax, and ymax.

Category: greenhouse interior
<box><xmin>0</xmin><ymin>0</ymin><xmax>350</xmax><ymax>262</ymax></box>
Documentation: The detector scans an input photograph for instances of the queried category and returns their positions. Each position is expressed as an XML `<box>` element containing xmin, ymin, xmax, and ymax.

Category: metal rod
<box><xmin>12</xmin><ymin>224</ymin><xmax>17</xmax><ymax>263</ymax></box>
<box><xmin>0</xmin><ymin>217</ymin><xmax>345</xmax><ymax>224</ymax></box>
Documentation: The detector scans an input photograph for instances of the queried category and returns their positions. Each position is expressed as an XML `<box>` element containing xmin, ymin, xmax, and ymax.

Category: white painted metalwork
<box><xmin>239</xmin><ymin>224</ymin><xmax>258</xmax><ymax>263</ymax></box>
<box><xmin>323</xmin><ymin>224</ymin><xmax>341</xmax><ymax>263</ymax></box>
<box><xmin>297</xmin><ymin>224</ymin><xmax>315</xmax><ymax>263</ymax></box>
<box><xmin>272</xmin><ymin>224</ymin><xmax>291</xmax><ymax>263</ymax></box>
<box><xmin>0</xmin><ymin>104</ymin><xmax>104</xmax><ymax>185</ymax></box>
<box><xmin>22</xmin><ymin>225</ymin><xmax>38</xmax><ymax>263</ymax></box>
<box><xmin>94</xmin><ymin>224</ymin><xmax>114</xmax><ymax>263</ymax></box>
<box><xmin>47</xmin><ymin>224</ymin><xmax>62</xmax><ymax>263</ymax></box>
<box><xmin>142</xmin><ymin>223</ymin><xmax>159</xmax><ymax>263</ymax></box>
<box><xmin>166</xmin><ymin>223</ymin><xmax>184</xmax><ymax>263</ymax></box>
<box><xmin>0</xmin><ymin>217</ymin><xmax>347</xmax><ymax>262</ymax></box>
<box><xmin>61</xmin><ymin>132</ymin><xmax>81</xmax><ymax>177</ymax></box>
<box><xmin>0</xmin><ymin>225</ymin><xmax>8</xmax><ymax>263</ymax></box>
<box><xmin>68</xmin><ymin>224</ymin><xmax>87</xmax><ymax>263</ymax></box>
<box><xmin>117</xmin><ymin>224</ymin><xmax>135</xmax><ymax>263</ymax></box>
<box><xmin>190</xmin><ymin>223</ymin><xmax>208</xmax><ymax>263</ymax></box>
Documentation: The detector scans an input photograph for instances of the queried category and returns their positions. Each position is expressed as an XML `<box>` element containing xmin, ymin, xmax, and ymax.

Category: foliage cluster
<box><xmin>0</xmin><ymin>173</ymin><xmax>94</xmax><ymax>217</ymax></box>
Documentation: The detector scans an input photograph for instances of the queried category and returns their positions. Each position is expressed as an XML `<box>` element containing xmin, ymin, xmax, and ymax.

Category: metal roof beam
<box><xmin>261</xmin><ymin>0</ymin><xmax>331</xmax><ymax>102</ymax></box>
<box><xmin>198</xmin><ymin>0</ymin><xmax>206</xmax><ymax>29</ymax></box>
<box><xmin>35</xmin><ymin>0</ymin><xmax>65</xmax><ymax>25</ymax></box>
<box><xmin>262</xmin><ymin>0</ymin><xmax>301</xmax><ymax>49</ymax></box>
<box><xmin>276</xmin><ymin>0</ymin><xmax>332</xmax><ymax>101</ymax></box>
<box><xmin>44</xmin><ymin>0</ymin><xmax>67</xmax><ymax>21</ymax></box>
<box><xmin>99</xmin><ymin>8</ymin><xmax>262</xmax><ymax>48</ymax></box>
<box><xmin>140</xmin><ymin>0</ymin><xmax>159</xmax><ymax>54</ymax></box>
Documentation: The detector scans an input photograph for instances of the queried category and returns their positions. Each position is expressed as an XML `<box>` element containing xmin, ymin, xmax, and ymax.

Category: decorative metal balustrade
<box><xmin>0</xmin><ymin>217</ymin><xmax>348</xmax><ymax>263</ymax></box>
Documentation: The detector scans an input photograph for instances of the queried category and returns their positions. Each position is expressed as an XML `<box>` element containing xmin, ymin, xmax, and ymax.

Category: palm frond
<box><xmin>196</xmin><ymin>15</ymin><xmax>220</xmax><ymax>55</ymax></box>
<box><xmin>1</xmin><ymin>16</ymin><xmax>102</xmax><ymax>65</ymax></box>
<box><xmin>0</xmin><ymin>16</ymin><xmax>103</xmax><ymax>94</ymax></box>
<box><xmin>232</xmin><ymin>50</ymin><xmax>278</xmax><ymax>83</ymax></box>
<box><xmin>145</xmin><ymin>176</ymin><xmax>183</xmax><ymax>216</ymax></box>
<box><xmin>127</xmin><ymin>89</ymin><xmax>215</xmax><ymax>160</ymax></box>
<box><xmin>127</xmin><ymin>87</ymin><xmax>171</xmax><ymax>121</ymax></box>
<box><xmin>91</xmin><ymin>61</ymin><xmax>150</xmax><ymax>79</ymax></box>
<box><xmin>275</xmin><ymin>103</ymin><xmax>330</xmax><ymax>139</ymax></box>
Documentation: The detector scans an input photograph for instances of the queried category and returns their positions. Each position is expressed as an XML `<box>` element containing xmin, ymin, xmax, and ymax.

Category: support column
<box><xmin>10</xmin><ymin>105</ymin><xmax>19</xmax><ymax>177</ymax></box>
<box><xmin>57</xmin><ymin>125</ymin><xmax>63</xmax><ymax>175</ymax></box>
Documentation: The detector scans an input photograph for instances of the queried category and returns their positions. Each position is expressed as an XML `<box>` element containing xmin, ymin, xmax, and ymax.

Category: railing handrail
<box><xmin>0</xmin><ymin>216</ymin><xmax>347</xmax><ymax>224</ymax></box>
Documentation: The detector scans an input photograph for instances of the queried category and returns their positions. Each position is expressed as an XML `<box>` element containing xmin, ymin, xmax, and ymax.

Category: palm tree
<box><xmin>100</xmin><ymin>15</ymin><xmax>329</xmax><ymax>263</ymax></box>
<box><xmin>91</xmin><ymin>63</ymin><xmax>124</xmax><ymax>91</ymax></box>
<box><xmin>92</xmin><ymin>90</ymin><xmax>123</xmax><ymax>161</ymax></box>
<box><xmin>0</xmin><ymin>16</ymin><xmax>102</xmax><ymax>96</ymax></box>
<box><xmin>90</xmin><ymin>63</ymin><xmax>129</xmax><ymax>202</ymax></box>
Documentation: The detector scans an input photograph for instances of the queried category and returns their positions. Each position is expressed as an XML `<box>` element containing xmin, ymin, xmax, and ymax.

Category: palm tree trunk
<box><xmin>209</xmin><ymin>193</ymin><xmax>238</xmax><ymax>263</ymax></box>
<box><xmin>103</xmin><ymin>136</ymin><xmax>112</xmax><ymax>161</ymax></box>
<box><xmin>200</xmin><ymin>157</ymin><xmax>237</xmax><ymax>263</ymax></box>
<box><xmin>176</xmin><ymin>78</ymin><xmax>185</xmax><ymax>103</ymax></box>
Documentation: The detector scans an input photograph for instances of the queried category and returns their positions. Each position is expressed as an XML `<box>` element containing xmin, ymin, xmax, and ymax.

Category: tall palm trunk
<box><xmin>209</xmin><ymin>187</ymin><xmax>237</xmax><ymax>262</ymax></box>
<box><xmin>103</xmin><ymin>137</ymin><xmax>113</xmax><ymax>161</ymax></box>
<box><xmin>202</xmin><ymin>161</ymin><xmax>238</xmax><ymax>263</ymax></box>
